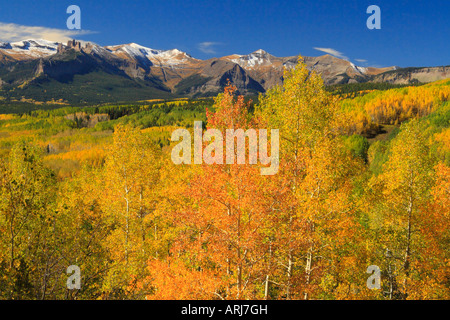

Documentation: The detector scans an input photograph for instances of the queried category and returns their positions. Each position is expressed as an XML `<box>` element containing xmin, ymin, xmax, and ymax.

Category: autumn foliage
<box><xmin>0</xmin><ymin>58</ymin><xmax>449</xmax><ymax>300</ymax></box>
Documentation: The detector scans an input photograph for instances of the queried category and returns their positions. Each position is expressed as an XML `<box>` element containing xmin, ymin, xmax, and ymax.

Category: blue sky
<box><xmin>0</xmin><ymin>0</ymin><xmax>448</xmax><ymax>67</ymax></box>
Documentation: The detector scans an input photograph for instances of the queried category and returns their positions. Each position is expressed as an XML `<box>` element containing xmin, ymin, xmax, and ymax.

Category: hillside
<box><xmin>0</xmin><ymin>39</ymin><xmax>448</xmax><ymax>105</ymax></box>
<box><xmin>0</xmin><ymin>69</ymin><xmax>449</xmax><ymax>300</ymax></box>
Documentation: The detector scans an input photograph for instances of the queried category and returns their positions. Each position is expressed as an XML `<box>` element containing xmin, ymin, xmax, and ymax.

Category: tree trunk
<box><xmin>403</xmin><ymin>194</ymin><xmax>413</xmax><ymax>299</ymax></box>
<box><xmin>304</xmin><ymin>245</ymin><xmax>313</xmax><ymax>300</ymax></box>
<box><xmin>125</xmin><ymin>188</ymin><xmax>130</xmax><ymax>264</ymax></box>
<box><xmin>286</xmin><ymin>213</ymin><xmax>293</xmax><ymax>300</ymax></box>
<box><xmin>264</xmin><ymin>244</ymin><xmax>272</xmax><ymax>300</ymax></box>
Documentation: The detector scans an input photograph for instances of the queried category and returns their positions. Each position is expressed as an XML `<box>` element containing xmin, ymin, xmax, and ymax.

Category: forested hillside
<box><xmin>0</xmin><ymin>58</ymin><xmax>448</xmax><ymax>300</ymax></box>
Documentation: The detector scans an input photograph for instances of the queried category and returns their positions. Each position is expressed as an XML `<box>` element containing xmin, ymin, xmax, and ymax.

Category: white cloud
<box><xmin>313</xmin><ymin>47</ymin><xmax>349</xmax><ymax>60</ymax></box>
<box><xmin>198</xmin><ymin>42</ymin><xmax>222</xmax><ymax>54</ymax></box>
<box><xmin>0</xmin><ymin>22</ymin><xmax>96</xmax><ymax>43</ymax></box>
<box><xmin>314</xmin><ymin>48</ymin><xmax>383</xmax><ymax>67</ymax></box>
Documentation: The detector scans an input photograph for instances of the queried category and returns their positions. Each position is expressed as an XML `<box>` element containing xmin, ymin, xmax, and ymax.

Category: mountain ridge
<box><xmin>0</xmin><ymin>39</ymin><xmax>449</xmax><ymax>104</ymax></box>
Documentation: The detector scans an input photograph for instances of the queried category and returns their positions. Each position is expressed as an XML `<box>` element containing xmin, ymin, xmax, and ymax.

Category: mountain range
<box><xmin>0</xmin><ymin>39</ymin><xmax>449</xmax><ymax>104</ymax></box>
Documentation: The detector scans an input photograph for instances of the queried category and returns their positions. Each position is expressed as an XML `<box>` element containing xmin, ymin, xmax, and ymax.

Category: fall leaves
<box><xmin>341</xmin><ymin>80</ymin><xmax>450</xmax><ymax>135</ymax></box>
<box><xmin>0</xmin><ymin>58</ymin><xmax>449</xmax><ymax>300</ymax></box>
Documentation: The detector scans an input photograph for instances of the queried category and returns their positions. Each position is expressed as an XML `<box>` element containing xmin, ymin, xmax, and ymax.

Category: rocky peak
<box><xmin>57</xmin><ymin>40</ymin><xmax>87</xmax><ymax>53</ymax></box>
<box><xmin>251</xmin><ymin>49</ymin><xmax>270</xmax><ymax>56</ymax></box>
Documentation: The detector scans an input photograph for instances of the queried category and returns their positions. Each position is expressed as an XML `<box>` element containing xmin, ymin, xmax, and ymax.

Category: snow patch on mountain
<box><xmin>3</xmin><ymin>39</ymin><xmax>58</xmax><ymax>57</ymax></box>
<box><xmin>350</xmin><ymin>62</ymin><xmax>368</xmax><ymax>75</ymax></box>
<box><xmin>228</xmin><ymin>49</ymin><xmax>273</xmax><ymax>69</ymax></box>
<box><xmin>88</xmin><ymin>43</ymin><xmax>116</xmax><ymax>59</ymax></box>
<box><xmin>107</xmin><ymin>43</ymin><xmax>194</xmax><ymax>67</ymax></box>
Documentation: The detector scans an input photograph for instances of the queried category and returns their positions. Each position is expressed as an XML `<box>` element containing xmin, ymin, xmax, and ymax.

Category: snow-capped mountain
<box><xmin>0</xmin><ymin>39</ymin><xmax>59</xmax><ymax>58</ymax></box>
<box><xmin>105</xmin><ymin>43</ymin><xmax>197</xmax><ymax>68</ymax></box>
<box><xmin>0</xmin><ymin>38</ymin><xmax>447</xmax><ymax>104</ymax></box>
<box><xmin>0</xmin><ymin>38</ymin><xmax>383</xmax><ymax>80</ymax></box>
<box><xmin>225</xmin><ymin>49</ymin><xmax>276</xmax><ymax>69</ymax></box>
